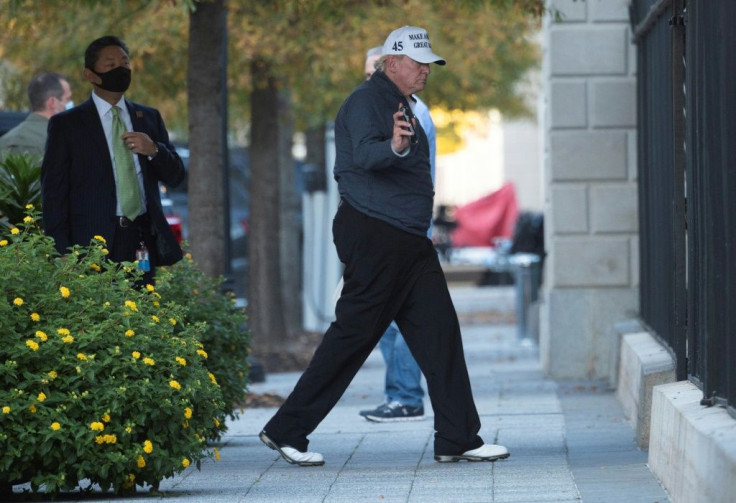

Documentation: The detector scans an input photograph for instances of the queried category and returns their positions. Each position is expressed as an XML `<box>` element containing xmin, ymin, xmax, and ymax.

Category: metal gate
<box><xmin>631</xmin><ymin>0</ymin><xmax>736</xmax><ymax>416</ymax></box>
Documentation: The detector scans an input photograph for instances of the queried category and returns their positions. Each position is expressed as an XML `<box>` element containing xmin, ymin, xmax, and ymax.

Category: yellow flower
<box><xmin>122</xmin><ymin>474</ymin><xmax>135</xmax><ymax>490</ymax></box>
<box><xmin>175</xmin><ymin>357</ymin><xmax>187</xmax><ymax>366</ymax></box>
<box><xmin>208</xmin><ymin>372</ymin><xmax>218</xmax><ymax>386</ymax></box>
<box><xmin>151</xmin><ymin>315</ymin><xmax>160</xmax><ymax>323</ymax></box>
<box><xmin>102</xmin><ymin>248</ymin><xmax>109</xmax><ymax>255</ymax></box>
<box><xmin>50</xmin><ymin>422</ymin><xmax>61</xmax><ymax>431</ymax></box>
<box><xmin>13</xmin><ymin>297</ymin><xmax>23</xmax><ymax>306</ymax></box>
<box><xmin>2</xmin><ymin>406</ymin><xmax>10</xmax><ymax>414</ymax></box>
<box><xmin>184</xmin><ymin>407</ymin><xmax>192</xmax><ymax>419</ymax></box>
<box><xmin>102</xmin><ymin>413</ymin><xmax>111</xmax><ymax>423</ymax></box>
<box><xmin>93</xmin><ymin>235</ymin><xmax>106</xmax><ymax>244</ymax></box>
<box><xmin>124</xmin><ymin>329</ymin><xmax>135</xmax><ymax>338</ymax></box>
<box><xmin>29</xmin><ymin>405</ymin><xmax>37</xmax><ymax>413</ymax></box>
<box><xmin>104</xmin><ymin>434</ymin><xmax>117</xmax><ymax>444</ymax></box>
<box><xmin>213</xmin><ymin>447</ymin><xmax>221</xmax><ymax>461</ymax></box>
<box><xmin>153</xmin><ymin>300</ymin><xmax>160</xmax><ymax>307</ymax></box>
<box><xmin>169</xmin><ymin>318</ymin><xmax>177</xmax><ymax>326</ymax></box>
<box><xmin>59</xmin><ymin>286</ymin><xmax>71</xmax><ymax>298</ymax></box>
<box><xmin>143</xmin><ymin>357</ymin><xmax>155</xmax><ymax>366</ymax></box>
<box><xmin>77</xmin><ymin>353</ymin><xmax>87</xmax><ymax>361</ymax></box>
<box><xmin>143</xmin><ymin>440</ymin><xmax>153</xmax><ymax>454</ymax></box>
<box><xmin>125</xmin><ymin>426</ymin><xmax>132</xmax><ymax>434</ymax></box>
<box><xmin>169</xmin><ymin>380</ymin><xmax>182</xmax><ymax>390</ymax></box>
<box><xmin>48</xmin><ymin>370</ymin><xmax>57</xmax><ymax>379</ymax></box>
<box><xmin>23</xmin><ymin>215</ymin><xmax>33</xmax><ymax>223</ymax></box>
<box><xmin>90</xmin><ymin>422</ymin><xmax>105</xmax><ymax>432</ymax></box>
<box><xmin>61</xmin><ymin>335</ymin><xmax>74</xmax><ymax>343</ymax></box>
<box><xmin>185</xmin><ymin>252</ymin><xmax>193</xmax><ymax>260</ymax></box>
<box><xmin>124</xmin><ymin>300</ymin><xmax>138</xmax><ymax>312</ymax></box>
<box><xmin>37</xmin><ymin>392</ymin><xmax>46</xmax><ymax>402</ymax></box>
<box><xmin>30</xmin><ymin>313</ymin><xmax>40</xmax><ymax>322</ymax></box>
<box><xmin>153</xmin><ymin>292</ymin><xmax>161</xmax><ymax>299</ymax></box>
<box><xmin>132</xmin><ymin>351</ymin><xmax>141</xmax><ymax>359</ymax></box>
<box><xmin>196</xmin><ymin>349</ymin><xmax>208</xmax><ymax>359</ymax></box>
<box><xmin>26</xmin><ymin>340</ymin><xmax>39</xmax><ymax>351</ymax></box>
<box><xmin>94</xmin><ymin>435</ymin><xmax>105</xmax><ymax>445</ymax></box>
<box><xmin>181</xmin><ymin>458</ymin><xmax>190</xmax><ymax>468</ymax></box>
<box><xmin>90</xmin><ymin>263</ymin><xmax>101</xmax><ymax>272</ymax></box>
<box><xmin>145</xmin><ymin>284</ymin><xmax>155</xmax><ymax>292</ymax></box>
<box><xmin>57</xmin><ymin>328</ymin><xmax>70</xmax><ymax>336</ymax></box>
<box><xmin>0</xmin><ymin>239</ymin><xmax>7</xmax><ymax>247</ymax></box>
<box><xmin>10</xmin><ymin>227</ymin><xmax>19</xmax><ymax>235</ymax></box>
<box><xmin>137</xmin><ymin>455</ymin><xmax>146</xmax><ymax>468</ymax></box>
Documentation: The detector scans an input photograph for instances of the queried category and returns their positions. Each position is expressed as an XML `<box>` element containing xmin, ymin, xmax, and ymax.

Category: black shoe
<box><xmin>360</xmin><ymin>401</ymin><xmax>425</xmax><ymax>422</ymax></box>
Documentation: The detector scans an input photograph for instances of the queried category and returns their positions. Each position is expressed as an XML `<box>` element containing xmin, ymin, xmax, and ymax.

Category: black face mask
<box><xmin>92</xmin><ymin>66</ymin><xmax>131</xmax><ymax>93</ymax></box>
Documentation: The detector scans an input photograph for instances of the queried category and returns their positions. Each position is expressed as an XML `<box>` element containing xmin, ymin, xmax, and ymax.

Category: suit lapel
<box><xmin>79</xmin><ymin>98</ymin><xmax>113</xmax><ymax>167</ymax></box>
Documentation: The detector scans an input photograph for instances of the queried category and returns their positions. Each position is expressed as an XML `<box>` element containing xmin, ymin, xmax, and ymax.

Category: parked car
<box><xmin>160</xmin><ymin>186</ymin><xmax>183</xmax><ymax>244</ymax></box>
<box><xmin>0</xmin><ymin>111</ymin><xmax>28</xmax><ymax>137</ymax></box>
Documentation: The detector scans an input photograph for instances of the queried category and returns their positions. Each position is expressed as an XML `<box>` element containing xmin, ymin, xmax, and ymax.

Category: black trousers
<box><xmin>263</xmin><ymin>200</ymin><xmax>483</xmax><ymax>455</ymax></box>
<box><xmin>109</xmin><ymin>213</ymin><xmax>157</xmax><ymax>286</ymax></box>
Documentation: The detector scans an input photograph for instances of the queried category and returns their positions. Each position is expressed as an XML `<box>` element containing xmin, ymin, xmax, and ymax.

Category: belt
<box><xmin>114</xmin><ymin>214</ymin><xmax>148</xmax><ymax>228</ymax></box>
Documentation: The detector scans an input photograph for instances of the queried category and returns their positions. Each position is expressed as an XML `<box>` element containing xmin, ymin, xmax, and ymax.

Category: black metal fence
<box><xmin>632</xmin><ymin>0</ymin><xmax>736</xmax><ymax>416</ymax></box>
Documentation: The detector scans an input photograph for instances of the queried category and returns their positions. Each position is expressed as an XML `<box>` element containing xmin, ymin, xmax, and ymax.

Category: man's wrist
<box><xmin>391</xmin><ymin>144</ymin><xmax>410</xmax><ymax>157</ymax></box>
<box><xmin>147</xmin><ymin>143</ymin><xmax>159</xmax><ymax>160</ymax></box>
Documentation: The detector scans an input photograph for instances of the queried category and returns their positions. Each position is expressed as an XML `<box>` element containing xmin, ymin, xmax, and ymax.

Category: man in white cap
<box><xmin>357</xmin><ymin>45</ymin><xmax>432</xmax><ymax>423</ymax></box>
<box><xmin>260</xmin><ymin>26</ymin><xmax>509</xmax><ymax>467</ymax></box>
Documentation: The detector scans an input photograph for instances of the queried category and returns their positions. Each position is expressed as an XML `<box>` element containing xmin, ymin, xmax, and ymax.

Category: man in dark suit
<box><xmin>42</xmin><ymin>36</ymin><xmax>185</xmax><ymax>284</ymax></box>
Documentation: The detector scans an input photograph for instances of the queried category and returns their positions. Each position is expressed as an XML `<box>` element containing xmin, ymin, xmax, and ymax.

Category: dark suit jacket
<box><xmin>41</xmin><ymin>97</ymin><xmax>185</xmax><ymax>265</ymax></box>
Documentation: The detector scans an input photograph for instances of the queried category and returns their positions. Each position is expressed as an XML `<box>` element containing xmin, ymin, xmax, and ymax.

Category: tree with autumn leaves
<box><xmin>0</xmin><ymin>0</ymin><xmax>543</xmax><ymax>355</ymax></box>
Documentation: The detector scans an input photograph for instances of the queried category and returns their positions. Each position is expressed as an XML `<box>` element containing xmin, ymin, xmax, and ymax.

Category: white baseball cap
<box><xmin>382</xmin><ymin>26</ymin><xmax>446</xmax><ymax>65</ymax></box>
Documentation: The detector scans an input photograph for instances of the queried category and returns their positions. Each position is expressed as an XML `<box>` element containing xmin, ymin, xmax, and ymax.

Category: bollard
<box><xmin>510</xmin><ymin>253</ymin><xmax>541</xmax><ymax>341</ymax></box>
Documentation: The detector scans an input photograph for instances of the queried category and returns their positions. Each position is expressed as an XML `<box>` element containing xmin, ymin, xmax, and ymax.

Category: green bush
<box><xmin>156</xmin><ymin>250</ymin><xmax>250</xmax><ymax>420</ymax></box>
<box><xmin>0</xmin><ymin>154</ymin><xmax>41</xmax><ymax>231</ymax></box>
<box><xmin>0</xmin><ymin>208</ymin><xmax>227</xmax><ymax>494</ymax></box>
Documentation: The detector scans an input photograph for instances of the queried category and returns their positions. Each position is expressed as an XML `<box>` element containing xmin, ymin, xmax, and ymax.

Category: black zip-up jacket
<box><xmin>333</xmin><ymin>70</ymin><xmax>434</xmax><ymax>236</ymax></box>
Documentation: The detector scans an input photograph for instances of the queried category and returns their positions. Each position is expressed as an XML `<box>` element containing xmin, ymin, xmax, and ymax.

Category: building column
<box><xmin>540</xmin><ymin>0</ymin><xmax>639</xmax><ymax>380</ymax></box>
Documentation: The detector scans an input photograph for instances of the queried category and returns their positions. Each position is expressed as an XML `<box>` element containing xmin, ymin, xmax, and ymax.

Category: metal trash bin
<box><xmin>510</xmin><ymin>253</ymin><xmax>542</xmax><ymax>341</ymax></box>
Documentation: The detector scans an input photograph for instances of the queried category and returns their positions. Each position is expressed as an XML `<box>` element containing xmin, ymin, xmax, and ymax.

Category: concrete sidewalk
<box><xmin>14</xmin><ymin>286</ymin><xmax>670</xmax><ymax>502</ymax></box>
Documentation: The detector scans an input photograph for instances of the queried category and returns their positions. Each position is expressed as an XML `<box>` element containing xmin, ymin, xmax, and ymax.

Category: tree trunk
<box><xmin>187</xmin><ymin>0</ymin><xmax>227</xmax><ymax>277</ymax></box>
<box><xmin>248</xmin><ymin>57</ymin><xmax>288</xmax><ymax>350</ymax></box>
<box><xmin>278</xmin><ymin>89</ymin><xmax>303</xmax><ymax>336</ymax></box>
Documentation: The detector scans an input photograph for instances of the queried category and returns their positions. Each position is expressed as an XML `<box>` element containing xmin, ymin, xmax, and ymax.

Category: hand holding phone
<box><xmin>399</xmin><ymin>105</ymin><xmax>418</xmax><ymax>144</ymax></box>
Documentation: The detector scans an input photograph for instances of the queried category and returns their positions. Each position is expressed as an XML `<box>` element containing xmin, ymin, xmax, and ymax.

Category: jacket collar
<box><xmin>370</xmin><ymin>71</ymin><xmax>417</xmax><ymax>105</ymax></box>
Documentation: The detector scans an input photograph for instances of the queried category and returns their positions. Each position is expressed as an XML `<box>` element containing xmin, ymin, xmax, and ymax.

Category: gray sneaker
<box><xmin>360</xmin><ymin>401</ymin><xmax>425</xmax><ymax>422</ymax></box>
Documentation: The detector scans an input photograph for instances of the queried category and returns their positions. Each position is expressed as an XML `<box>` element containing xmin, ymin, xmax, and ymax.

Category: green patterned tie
<box><xmin>111</xmin><ymin>105</ymin><xmax>142</xmax><ymax>220</ymax></box>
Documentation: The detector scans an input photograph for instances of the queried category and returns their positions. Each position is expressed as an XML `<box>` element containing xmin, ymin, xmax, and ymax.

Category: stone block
<box><xmin>590</xmin><ymin>0</ymin><xmax>630</xmax><ymax>22</ymax></box>
<box><xmin>551</xmin><ymin>184</ymin><xmax>588</xmax><ymax>233</ymax></box>
<box><xmin>550</xmin><ymin>131</ymin><xmax>629</xmax><ymax>181</ymax></box>
<box><xmin>608</xmin><ymin>319</ymin><xmax>645</xmax><ymax>386</ymax></box>
<box><xmin>616</xmin><ymin>331</ymin><xmax>676</xmax><ymax>448</ymax></box>
<box><xmin>553</xmin><ymin>237</ymin><xmax>630</xmax><ymax>287</ymax></box>
<box><xmin>549</xmin><ymin>0</ymin><xmax>587</xmax><ymax>22</ymax></box>
<box><xmin>590</xmin><ymin>184</ymin><xmax>638</xmax><ymax>232</ymax></box>
<box><xmin>649</xmin><ymin>381</ymin><xmax>736</xmax><ymax>503</ymax></box>
<box><xmin>550</xmin><ymin>80</ymin><xmax>587</xmax><ymax>128</ymax></box>
<box><xmin>550</xmin><ymin>27</ymin><xmax>628</xmax><ymax>76</ymax></box>
<box><xmin>591</xmin><ymin>79</ymin><xmax>637</xmax><ymax>127</ymax></box>
<box><xmin>542</xmin><ymin>287</ymin><xmax>638</xmax><ymax>380</ymax></box>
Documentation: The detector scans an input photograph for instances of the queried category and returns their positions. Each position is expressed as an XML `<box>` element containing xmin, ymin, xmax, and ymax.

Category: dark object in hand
<box><xmin>399</xmin><ymin>105</ymin><xmax>418</xmax><ymax>144</ymax></box>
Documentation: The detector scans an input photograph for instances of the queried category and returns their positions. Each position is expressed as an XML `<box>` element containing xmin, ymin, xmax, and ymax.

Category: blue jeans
<box><xmin>379</xmin><ymin>321</ymin><xmax>424</xmax><ymax>408</ymax></box>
